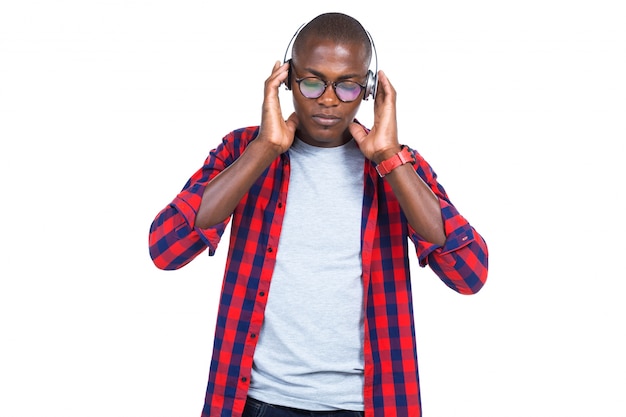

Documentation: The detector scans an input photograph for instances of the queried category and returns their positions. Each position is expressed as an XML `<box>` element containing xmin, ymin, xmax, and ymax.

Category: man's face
<box><xmin>291</xmin><ymin>38</ymin><xmax>370</xmax><ymax>148</ymax></box>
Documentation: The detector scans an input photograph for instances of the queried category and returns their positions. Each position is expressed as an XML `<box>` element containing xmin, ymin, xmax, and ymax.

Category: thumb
<box><xmin>286</xmin><ymin>112</ymin><xmax>299</xmax><ymax>133</ymax></box>
<box><xmin>349</xmin><ymin>122</ymin><xmax>368</xmax><ymax>144</ymax></box>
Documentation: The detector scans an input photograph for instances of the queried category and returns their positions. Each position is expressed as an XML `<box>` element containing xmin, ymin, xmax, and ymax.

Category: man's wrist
<box><xmin>372</xmin><ymin>145</ymin><xmax>403</xmax><ymax>164</ymax></box>
<box><xmin>375</xmin><ymin>145</ymin><xmax>415</xmax><ymax>177</ymax></box>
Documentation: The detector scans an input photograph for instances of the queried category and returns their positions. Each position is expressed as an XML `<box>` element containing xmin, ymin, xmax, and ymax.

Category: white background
<box><xmin>1</xmin><ymin>0</ymin><xmax>625</xmax><ymax>416</ymax></box>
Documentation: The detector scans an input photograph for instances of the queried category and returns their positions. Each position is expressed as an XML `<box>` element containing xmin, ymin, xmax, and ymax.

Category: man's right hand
<box><xmin>256</xmin><ymin>61</ymin><xmax>299</xmax><ymax>155</ymax></box>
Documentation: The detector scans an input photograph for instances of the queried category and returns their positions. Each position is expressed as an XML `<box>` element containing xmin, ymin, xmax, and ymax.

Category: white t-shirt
<box><xmin>248</xmin><ymin>138</ymin><xmax>366</xmax><ymax>411</ymax></box>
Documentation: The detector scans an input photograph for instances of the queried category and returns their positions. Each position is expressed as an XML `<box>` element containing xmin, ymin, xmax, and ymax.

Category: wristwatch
<box><xmin>375</xmin><ymin>145</ymin><xmax>415</xmax><ymax>177</ymax></box>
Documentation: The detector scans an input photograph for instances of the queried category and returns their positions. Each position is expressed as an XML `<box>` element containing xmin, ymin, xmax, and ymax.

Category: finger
<box><xmin>267</xmin><ymin>61</ymin><xmax>289</xmax><ymax>90</ymax></box>
<box><xmin>265</xmin><ymin>62</ymin><xmax>286</xmax><ymax>99</ymax></box>
<box><xmin>379</xmin><ymin>71</ymin><xmax>396</xmax><ymax>99</ymax></box>
<box><xmin>378</xmin><ymin>70</ymin><xmax>388</xmax><ymax>84</ymax></box>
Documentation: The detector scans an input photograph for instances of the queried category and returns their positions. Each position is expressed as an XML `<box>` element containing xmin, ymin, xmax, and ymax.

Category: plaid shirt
<box><xmin>149</xmin><ymin>125</ymin><xmax>488</xmax><ymax>417</ymax></box>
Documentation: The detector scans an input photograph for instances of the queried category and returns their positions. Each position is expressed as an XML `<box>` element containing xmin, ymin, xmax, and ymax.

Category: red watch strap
<box><xmin>375</xmin><ymin>146</ymin><xmax>415</xmax><ymax>177</ymax></box>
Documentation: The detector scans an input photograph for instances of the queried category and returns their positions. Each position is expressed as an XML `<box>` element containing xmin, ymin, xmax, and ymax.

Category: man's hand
<box><xmin>349</xmin><ymin>70</ymin><xmax>401</xmax><ymax>163</ymax></box>
<box><xmin>255</xmin><ymin>61</ymin><xmax>299</xmax><ymax>155</ymax></box>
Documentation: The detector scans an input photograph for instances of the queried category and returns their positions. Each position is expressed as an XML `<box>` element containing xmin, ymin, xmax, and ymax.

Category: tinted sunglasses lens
<box><xmin>299</xmin><ymin>78</ymin><xmax>326</xmax><ymax>98</ymax></box>
<box><xmin>336</xmin><ymin>82</ymin><xmax>362</xmax><ymax>102</ymax></box>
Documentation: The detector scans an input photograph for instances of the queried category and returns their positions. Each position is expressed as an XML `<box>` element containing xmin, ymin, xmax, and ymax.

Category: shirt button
<box><xmin>241</xmin><ymin>377</ymin><xmax>248</xmax><ymax>383</ymax></box>
<box><xmin>277</xmin><ymin>202</ymin><xmax>283</xmax><ymax>208</ymax></box>
<box><xmin>251</xmin><ymin>333</ymin><xmax>256</xmax><ymax>338</ymax></box>
<box><xmin>259</xmin><ymin>291</ymin><xmax>265</xmax><ymax>297</ymax></box>
<box><xmin>267</xmin><ymin>247</ymin><xmax>273</xmax><ymax>253</ymax></box>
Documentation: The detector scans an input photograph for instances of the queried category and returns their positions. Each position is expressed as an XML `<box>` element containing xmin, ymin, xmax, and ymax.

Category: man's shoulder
<box><xmin>228</xmin><ymin>125</ymin><xmax>261</xmax><ymax>143</ymax></box>
<box><xmin>215</xmin><ymin>125</ymin><xmax>261</xmax><ymax>156</ymax></box>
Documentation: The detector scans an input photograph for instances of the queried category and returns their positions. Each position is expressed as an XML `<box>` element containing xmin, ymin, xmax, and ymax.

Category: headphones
<box><xmin>282</xmin><ymin>22</ymin><xmax>379</xmax><ymax>101</ymax></box>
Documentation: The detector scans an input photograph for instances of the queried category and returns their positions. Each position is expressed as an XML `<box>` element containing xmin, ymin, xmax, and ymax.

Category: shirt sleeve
<box><xmin>407</xmin><ymin>148</ymin><xmax>489</xmax><ymax>294</ymax></box>
<box><xmin>148</xmin><ymin>128</ymin><xmax>253</xmax><ymax>270</ymax></box>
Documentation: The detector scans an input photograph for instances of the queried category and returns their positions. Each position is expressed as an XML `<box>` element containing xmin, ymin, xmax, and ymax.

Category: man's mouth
<box><xmin>312</xmin><ymin>114</ymin><xmax>341</xmax><ymax>127</ymax></box>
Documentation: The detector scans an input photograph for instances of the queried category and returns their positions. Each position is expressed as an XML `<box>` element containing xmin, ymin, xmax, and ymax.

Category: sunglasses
<box><xmin>295</xmin><ymin>77</ymin><xmax>366</xmax><ymax>102</ymax></box>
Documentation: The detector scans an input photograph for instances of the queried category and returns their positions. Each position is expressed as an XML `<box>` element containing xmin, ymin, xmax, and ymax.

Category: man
<box><xmin>149</xmin><ymin>12</ymin><xmax>488</xmax><ymax>417</ymax></box>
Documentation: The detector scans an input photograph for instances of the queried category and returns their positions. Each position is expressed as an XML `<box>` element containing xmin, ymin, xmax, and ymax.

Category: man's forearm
<box><xmin>195</xmin><ymin>140</ymin><xmax>281</xmax><ymax>229</ymax></box>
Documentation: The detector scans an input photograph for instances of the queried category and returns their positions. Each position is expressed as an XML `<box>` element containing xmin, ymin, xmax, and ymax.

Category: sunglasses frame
<box><xmin>293</xmin><ymin>73</ymin><xmax>367</xmax><ymax>103</ymax></box>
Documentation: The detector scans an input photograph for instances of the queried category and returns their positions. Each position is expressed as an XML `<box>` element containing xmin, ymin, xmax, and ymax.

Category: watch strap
<box><xmin>375</xmin><ymin>145</ymin><xmax>415</xmax><ymax>177</ymax></box>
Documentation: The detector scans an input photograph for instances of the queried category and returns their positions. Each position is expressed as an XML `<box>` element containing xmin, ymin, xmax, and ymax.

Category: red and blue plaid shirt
<box><xmin>149</xmin><ymin>124</ymin><xmax>488</xmax><ymax>417</ymax></box>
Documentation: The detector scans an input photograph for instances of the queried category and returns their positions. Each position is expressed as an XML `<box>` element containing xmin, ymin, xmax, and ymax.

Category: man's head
<box><xmin>286</xmin><ymin>13</ymin><xmax>375</xmax><ymax>147</ymax></box>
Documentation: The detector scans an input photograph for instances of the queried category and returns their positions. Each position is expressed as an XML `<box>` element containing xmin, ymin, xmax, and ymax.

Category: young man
<box><xmin>149</xmin><ymin>12</ymin><xmax>488</xmax><ymax>417</ymax></box>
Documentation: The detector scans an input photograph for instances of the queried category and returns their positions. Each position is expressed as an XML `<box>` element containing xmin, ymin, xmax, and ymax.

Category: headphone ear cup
<box><xmin>285</xmin><ymin>59</ymin><xmax>293</xmax><ymax>91</ymax></box>
<box><xmin>363</xmin><ymin>70</ymin><xmax>377</xmax><ymax>100</ymax></box>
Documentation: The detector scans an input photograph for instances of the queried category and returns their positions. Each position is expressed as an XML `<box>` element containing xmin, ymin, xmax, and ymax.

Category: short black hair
<box><xmin>292</xmin><ymin>12</ymin><xmax>372</xmax><ymax>64</ymax></box>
